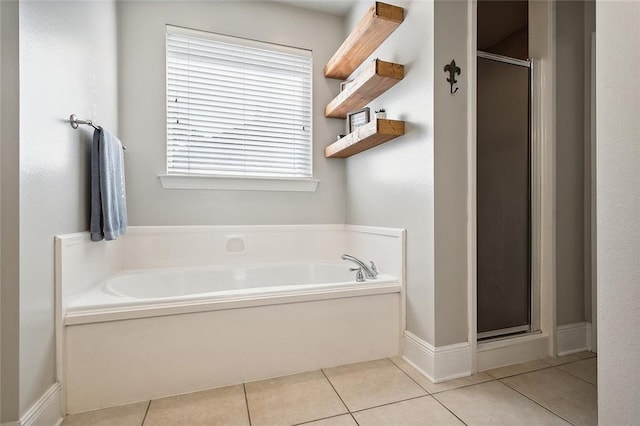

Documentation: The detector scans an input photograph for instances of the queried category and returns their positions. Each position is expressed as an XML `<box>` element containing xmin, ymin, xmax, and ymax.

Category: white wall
<box><xmin>0</xmin><ymin>5</ymin><xmax>2</xmax><ymax>419</ymax></box>
<box><xmin>1</xmin><ymin>0</ymin><xmax>20</xmax><ymax>421</ymax></box>
<box><xmin>583</xmin><ymin>0</ymin><xmax>595</xmax><ymax>343</ymax></box>
<box><xmin>116</xmin><ymin>1</ymin><xmax>346</xmax><ymax>226</ymax></box>
<box><xmin>529</xmin><ymin>0</ymin><xmax>556</xmax><ymax>351</ymax></box>
<box><xmin>433</xmin><ymin>0</ymin><xmax>469</xmax><ymax>347</ymax></box>
<box><xmin>18</xmin><ymin>0</ymin><xmax>119</xmax><ymax>416</ymax></box>
<box><xmin>345</xmin><ymin>0</ymin><xmax>469</xmax><ymax>348</ymax></box>
<box><xmin>596</xmin><ymin>1</ymin><xmax>640</xmax><ymax>422</ymax></box>
<box><xmin>345</xmin><ymin>0</ymin><xmax>437</xmax><ymax>345</ymax></box>
<box><xmin>556</xmin><ymin>0</ymin><xmax>587</xmax><ymax>326</ymax></box>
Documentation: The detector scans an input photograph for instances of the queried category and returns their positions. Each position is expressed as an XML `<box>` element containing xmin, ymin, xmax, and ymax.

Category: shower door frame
<box><xmin>468</xmin><ymin>0</ymin><xmax>556</xmax><ymax>374</ymax></box>
<box><xmin>475</xmin><ymin>50</ymin><xmax>536</xmax><ymax>341</ymax></box>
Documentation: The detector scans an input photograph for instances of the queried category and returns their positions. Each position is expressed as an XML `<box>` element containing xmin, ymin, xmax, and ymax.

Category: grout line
<box><xmin>243</xmin><ymin>383</ymin><xmax>253</xmax><ymax>426</ymax></box>
<box><xmin>350</xmin><ymin>411</ymin><xmax>361</xmax><ymax>426</ymax></box>
<box><xmin>431</xmin><ymin>394</ymin><xmax>469</xmax><ymax>426</ymax></box>
<box><xmin>484</xmin><ymin>365</ymin><xmax>553</xmax><ymax>381</ymax></box>
<box><xmin>428</xmin><ymin>378</ymin><xmax>497</xmax><ymax>395</ymax></box>
<box><xmin>388</xmin><ymin>356</ymin><xmax>498</xmax><ymax>396</ymax></box>
<box><xmin>498</xmin><ymin>378</ymin><xmax>577</xmax><ymax>425</ymax></box>
<box><xmin>540</xmin><ymin>353</ymin><xmax>597</xmax><ymax>368</ymax></box>
<box><xmin>293</xmin><ymin>413</ymin><xmax>355</xmax><ymax>426</ymax></box>
<box><xmin>552</xmin><ymin>365</ymin><xmax>598</xmax><ymax>387</ymax></box>
<box><xmin>319</xmin><ymin>369</ymin><xmax>354</xmax><ymax>423</ymax></box>
<box><xmin>387</xmin><ymin>357</ymin><xmax>432</xmax><ymax>395</ymax></box>
<box><xmin>349</xmin><ymin>394</ymin><xmax>428</xmax><ymax>414</ymax></box>
<box><xmin>140</xmin><ymin>400</ymin><xmax>151</xmax><ymax>425</ymax></box>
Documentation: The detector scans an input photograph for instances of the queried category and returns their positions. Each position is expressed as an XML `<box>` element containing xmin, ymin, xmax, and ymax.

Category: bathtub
<box><xmin>57</xmin><ymin>225</ymin><xmax>405</xmax><ymax>413</ymax></box>
<box><xmin>65</xmin><ymin>261</ymin><xmax>399</xmax><ymax>323</ymax></box>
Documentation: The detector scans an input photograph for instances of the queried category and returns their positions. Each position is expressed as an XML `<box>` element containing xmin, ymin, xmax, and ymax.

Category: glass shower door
<box><xmin>477</xmin><ymin>52</ymin><xmax>532</xmax><ymax>339</ymax></box>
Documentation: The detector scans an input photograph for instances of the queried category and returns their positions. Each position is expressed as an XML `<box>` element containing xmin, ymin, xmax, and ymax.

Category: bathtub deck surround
<box><xmin>64</xmin><ymin>261</ymin><xmax>400</xmax><ymax>324</ymax></box>
<box><xmin>55</xmin><ymin>225</ymin><xmax>405</xmax><ymax>414</ymax></box>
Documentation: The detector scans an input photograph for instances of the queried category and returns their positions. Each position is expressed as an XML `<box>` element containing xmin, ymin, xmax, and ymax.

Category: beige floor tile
<box><xmin>484</xmin><ymin>359</ymin><xmax>550</xmax><ymax>379</ymax></box>
<box><xmin>299</xmin><ymin>414</ymin><xmax>358</xmax><ymax>426</ymax></box>
<box><xmin>390</xmin><ymin>355</ymin><xmax>494</xmax><ymax>394</ymax></box>
<box><xmin>63</xmin><ymin>402</ymin><xmax>149</xmax><ymax>426</ymax></box>
<box><xmin>426</xmin><ymin>372</ymin><xmax>495</xmax><ymax>394</ymax></box>
<box><xmin>353</xmin><ymin>396</ymin><xmax>464</xmax><ymax>426</ymax></box>
<box><xmin>502</xmin><ymin>367</ymin><xmax>597</xmax><ymax>426</ymax></box>
<box><xmin>541</xmin><ymin>351</ymin><xmax>597</xmax><ymax>366</ymax></box>
<box><xmin>144</xmin><ymin>385</ymin><xmax>248</xmax><ymax>426</ymax></box>
<box><xmin>434</xmin><ymin>380</ymin><xmax>569</xmax><ymax>425</ymax></box>
<box><xmin>557</xmin><ymin>357</ymin><xmax>597</xmax><ymax>384</ymax></box>
<box><xmin>323</xmin><ymin>358</ymin><xmax>426</xmax><ymax>412</ymax></box>
<box><xmin>245</xmin><ymin>370</ymin><xmax>347</xmax><ymax>426</ymax></box>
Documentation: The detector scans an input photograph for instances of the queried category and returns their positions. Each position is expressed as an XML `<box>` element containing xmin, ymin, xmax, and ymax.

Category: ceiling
<box><xmin>273</xmin><ymin>0</ymin><xmax>357</xmax><ymax>17</ymax></box>
<box><xmin>273</xmin><ymin>0</ymin><xmax>530</xmax><ymax>43</ymax></box>
<box><xmin>270</xmin><ymin>1</ymin><xmax>530</xmax><ymax>48</ymax></box>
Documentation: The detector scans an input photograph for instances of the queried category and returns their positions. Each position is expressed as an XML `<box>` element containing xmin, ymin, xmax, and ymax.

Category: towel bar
<box><xmin>69</xmin><ymin>114</ymin><xmax>127</xmax><ymax>150</ymax></box>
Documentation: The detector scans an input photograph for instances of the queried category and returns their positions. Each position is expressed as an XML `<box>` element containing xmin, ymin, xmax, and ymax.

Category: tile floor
<box><xmin>62</xmin><ymin>351</ymin><xmax>597</xmax><ymax>426</ymax></box>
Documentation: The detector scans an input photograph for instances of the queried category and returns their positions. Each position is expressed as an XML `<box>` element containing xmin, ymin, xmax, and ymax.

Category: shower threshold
<box><xmin>478</xmin><ymin>325</ymin><xmax>531</xmax><ymax>341</ymax></box>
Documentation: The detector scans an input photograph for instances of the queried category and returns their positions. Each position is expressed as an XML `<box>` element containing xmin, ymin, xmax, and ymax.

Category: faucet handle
<box><xmin>370</xmin><ymin>261</ymin><xmax>378</xmax><ymax>275</ymax></box>
<box><xmin>352</xmin><ymin>268</ymin><xmax>365</xmax><ymax>282</ymax></box>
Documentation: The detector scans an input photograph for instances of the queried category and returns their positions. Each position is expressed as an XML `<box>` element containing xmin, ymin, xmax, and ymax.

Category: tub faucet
<box><xmin>341</xmin><ymin>254</ymin><xmax>378</xmax><ymax>279</ymax></box>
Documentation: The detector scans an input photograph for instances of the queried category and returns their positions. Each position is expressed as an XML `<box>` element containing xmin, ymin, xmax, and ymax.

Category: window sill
<box><xmin>158</xmin><ymin>174</ymin><xmax>319</xmax><ymax>192</ymax></box>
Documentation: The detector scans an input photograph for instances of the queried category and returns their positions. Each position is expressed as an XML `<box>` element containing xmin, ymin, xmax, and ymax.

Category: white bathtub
<box><xmin>65</xmin><ymin>261</ymin><xmax>399</xmax><ymax>323</ymax></box>
<box><xmin>109</xmin><ymin>262</ymin><xmax>395</xmax><ymax>298</ymax></box>
<box><xmin>57</xmin><ymin>225</ymin><xmax>405</xmax><ymax>413</ymax></box>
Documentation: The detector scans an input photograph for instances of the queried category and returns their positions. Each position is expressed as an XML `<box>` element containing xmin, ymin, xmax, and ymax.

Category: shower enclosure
<box><xmin>477</xmin><ymin>51</ymin><xmax>532</xmax><ymax>340</ymax></box>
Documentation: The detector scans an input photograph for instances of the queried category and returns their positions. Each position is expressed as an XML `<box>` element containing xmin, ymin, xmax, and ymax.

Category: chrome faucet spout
<box><xmin>341</xmin><ymin>254</ymin><xmax>378</xmax><ymax>279</ymax></box>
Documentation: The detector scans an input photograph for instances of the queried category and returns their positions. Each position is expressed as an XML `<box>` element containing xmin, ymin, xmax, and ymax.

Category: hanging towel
<box><xmin>90</xmin><ymin>127</ymin><xmax>127</xmax><ymax>241</ymax></box>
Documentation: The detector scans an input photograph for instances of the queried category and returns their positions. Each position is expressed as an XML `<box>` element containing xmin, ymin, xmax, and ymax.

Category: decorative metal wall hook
<box><xmin>444</xmin><ymin>60</ymin><xmax>461</xmax><ymax>94</ymax></box>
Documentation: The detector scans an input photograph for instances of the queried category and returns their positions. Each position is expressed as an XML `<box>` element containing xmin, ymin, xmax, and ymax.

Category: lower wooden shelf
<box><xmin>325</xmin><ymin>119</ymin><xmax>405</xmax><ymax>158</ymax></box>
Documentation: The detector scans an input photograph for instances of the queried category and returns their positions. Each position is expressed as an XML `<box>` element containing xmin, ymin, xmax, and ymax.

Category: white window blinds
<box><xmin>166</xmin><ymin>26</ymin><xmax>313</xmax><ymax>178</ymax></box>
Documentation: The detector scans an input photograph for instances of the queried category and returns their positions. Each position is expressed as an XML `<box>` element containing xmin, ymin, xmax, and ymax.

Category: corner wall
<box><xmin>529</xmin><ymin>0</ymin><xmax>556</xmax><ymax>352</ymax></box>
<box><xmin>582</xmin><ymin>0</ymin><xmax>596</xmax><ymax>346</ymax></box>
<box><xmin>18</xmin><ymin>0</ymin><xmax>119</xmax><ymax>416</ymax></box>
<box><xmin>345</xmin><ymin>0</ymin><xmax>436</xmax><ymax>345</ymax></box>
<box><xmin>345</xmin><ymin>0</ymin><xmax>470</xmax><ymax>350</ymax></box>
<box><xmin>555</xmin><ymin>0</ymin><xmax>588</xmax><ymax>327</ymax></box>
<box><xmin>116</xmin><ymin>1</ymin><xmax>346</xmax><ymax>226</ymax></box>
<box><xmin>433</xmin><ymin>0</ymin><xmax>469</xmax><ymax>347</ymax></box>
<box><xmin>1</xmin><ymin>1</ymin><xmax>20</xmax><ymax>421</ymax></box>
<box><xmin>596</xmin><ymin>1</ymin><xmax>640</xmax><ymax>422</ymax></box>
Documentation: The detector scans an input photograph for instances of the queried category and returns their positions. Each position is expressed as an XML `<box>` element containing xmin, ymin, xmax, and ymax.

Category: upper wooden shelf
<box><xmin>325</xmin><ymin>59</ymin><xmax>404</xmax><ymax>119</ymax></box>
<box><xmin>324</xmin><ymin>2</ymin><xmax>404</xmax><ymax>80</ymax></box>
<box><xmin>325</xmin><ymin>119</ymin><xmax>405</xmax><ymax>158</ymax></box>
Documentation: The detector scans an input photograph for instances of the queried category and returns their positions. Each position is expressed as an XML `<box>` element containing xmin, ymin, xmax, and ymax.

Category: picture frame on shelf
<box><xmin>347</xmin><ymin>107</ymin><xmax>370</xmax><ymax>134</ymax></box>
<box><xmin>340</xmin><ymin>80</ymin><xmax>353</xmax><ymax>92</ymax></box>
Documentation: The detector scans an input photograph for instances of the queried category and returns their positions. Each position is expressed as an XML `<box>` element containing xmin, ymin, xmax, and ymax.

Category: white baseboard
<box><xmin>477</xmin><ymin>332</ymin><xmax>550</xmax><ymax>371</ymax></box>
<box><xmin>556</xmin><ymin>322</ymin><xmax>592</xmax><ymax>356</ymax></box>
<box><xmin>19</xmin><ymin>383</ymin><xmax>63</xmax><ymax>426</ymax></box>
<box><xmin>403</xmin><ymin>331</ymin><xmax>471</xmax><ymax>383</ymax></box>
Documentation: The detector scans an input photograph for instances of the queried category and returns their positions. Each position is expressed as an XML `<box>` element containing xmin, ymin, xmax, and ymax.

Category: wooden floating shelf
<box><xmin>325</xmin><ymin>59</ymin><xmax>404</xmax><ymax>119</ymax></box>
<box><xmin>325</xmin><ymin>119</ymin><xmax>405</xmax><ymax>158</ymax></box>
<box><xmin>324</xmin><ymin>2</ymin><xmax>404</xmax><ymax>80</ymax></box>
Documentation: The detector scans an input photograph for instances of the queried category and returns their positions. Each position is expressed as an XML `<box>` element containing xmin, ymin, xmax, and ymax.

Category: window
<box><xmin>165</xmin><ymin>25</ymin><xmax>314</xmax><ymax>186</ymax></box>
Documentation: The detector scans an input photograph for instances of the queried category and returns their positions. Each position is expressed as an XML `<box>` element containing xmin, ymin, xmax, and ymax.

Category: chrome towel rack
<box><xmin>69</xmin><ymin>114</ymin><xmax>98</xmax><ymax>130</ymax></box>
<box><xmin>69</xmin><ymin>114</ymin><xmax>127</xmax><ymax>150</ymax></box>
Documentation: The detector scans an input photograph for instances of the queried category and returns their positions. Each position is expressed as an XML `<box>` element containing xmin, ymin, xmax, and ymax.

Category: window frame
<box><xmin>160</xmin><ymin>25</ymin><xmax>317</xmax><ymax>192</ymax></box>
